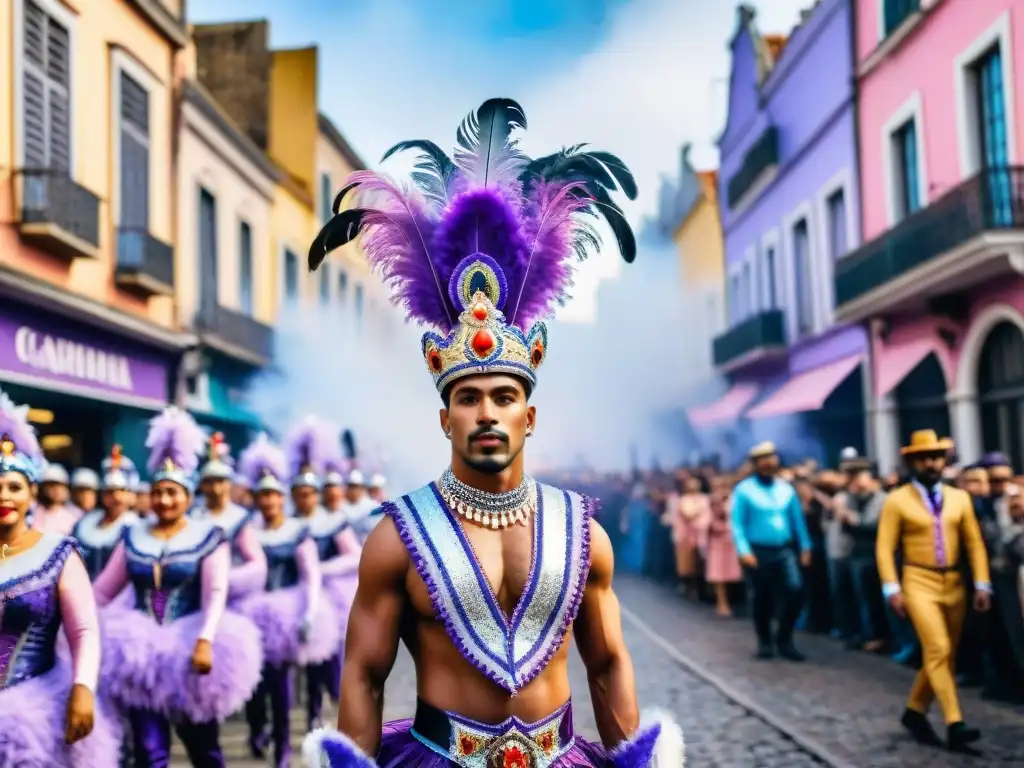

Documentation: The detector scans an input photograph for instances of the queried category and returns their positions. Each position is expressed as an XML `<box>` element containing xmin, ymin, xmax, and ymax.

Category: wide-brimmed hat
<box><xmin>748</xmin><ymin>441</ymin><xmax>777</xmax><ymax>460</ymax></box>
<box><xmin>900</xmin><ymin>430</ymin><xmax>953</xmax><ymax>456</ymax></box>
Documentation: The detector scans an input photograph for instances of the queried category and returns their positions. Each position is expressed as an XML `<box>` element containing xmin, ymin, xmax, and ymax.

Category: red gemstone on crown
<box><xmin>502</xmin><ymin>745</ymin><xmax>530</xmax><ymax>768</ymax></box>
<box><xmin>531</xmin><ymin>342</ymin><xmax>544</xmax><ymax>366</ymax></box>
<box><xmin>472</xmin><ymin>303</ymin><xmax>488</xmax><ymax>321</ymax></box>
<box><xmin>427</xmin><ymin>350</ymin><xmax>443</xmax><ymax>372</ymax></box>
<box><xmin>472</xmin><ymin>329</ymin><xmax>495</xmax><ymax>356</ymax></box>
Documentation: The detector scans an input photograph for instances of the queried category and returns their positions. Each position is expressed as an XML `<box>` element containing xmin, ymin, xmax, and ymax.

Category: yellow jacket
<box><xmin>876</xmin><ymin>483</ymin><xmax>990</xmax><ymax>586</ymax></box>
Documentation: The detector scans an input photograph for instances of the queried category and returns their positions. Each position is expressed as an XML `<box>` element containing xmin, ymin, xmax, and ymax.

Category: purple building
<box><xmin>690</xmin><ymin>1</ymin><xmax>866</xmax><ymax>464</ymax></box>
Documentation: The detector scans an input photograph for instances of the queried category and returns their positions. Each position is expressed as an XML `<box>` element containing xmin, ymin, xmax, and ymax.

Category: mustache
<box><xmin>469</xmin><ymin>427</ymin><xmax>509</xmax><ymax>443</ymax></box>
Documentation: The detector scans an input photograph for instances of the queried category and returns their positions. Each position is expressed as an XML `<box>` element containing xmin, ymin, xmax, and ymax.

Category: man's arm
<box><xmin>875</xmin><ymin>494</ymin><xmax>901</xmax><ymax>594</ymax></box>
<box><xmin>573</xmin><ymin>519</ymin><xmax>639</xmax><ymax>749</ymax></box>
<box><xmin>337</xmin><ymin>516</ymin><xmax>409</xmax><ymax>755</ymax></box>
<box><xmin>730</xmin><ymin>489</ymin><xmax>752</xmax><ymax>558</ymax></box>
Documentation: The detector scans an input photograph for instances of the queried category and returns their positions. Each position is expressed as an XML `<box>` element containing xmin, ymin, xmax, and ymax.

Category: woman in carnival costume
<box><xmin>237</xmin><ymin>433</ymin><xmax>341</xmax><ymax>767</ymax></box>
<box><xmin>34</xmin><ymin>462</ymin><xmax>80</xmax><ymax>532</ymax></box>
<box><xmin>73</xmin><ymin>445</ymin><xmax>140</xmax><ymax>580</ymax></box>
<box><xmin>309</xmin><ymin>450</ymin><xmax>363</xmax><ymax>731</ymax></box>
<box><xmin>303</xmin><ymin>99</ymin><xmax>683</xmax><ymax>767</ymax></box>
<box><xmin>192</xmin><ymin>432</ymin><xmax>267</xmax><ymax>601</ymax></box>
<box><xmin>92</xmin><ymin>406</ymin><xmax>262</xmax><ymax>767</ymax></box>
<box><xmin>0</xmin><ymin>390</ymin><xmax>123</xmax><ymax>768</ymax></box>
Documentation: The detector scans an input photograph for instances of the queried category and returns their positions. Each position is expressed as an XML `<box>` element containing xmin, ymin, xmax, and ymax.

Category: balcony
<box><xmin>726</xmin><ymin>127</ymin><xmax>779</xmax><ymax>210</ymax></box>
<box><xmin>115</xmin><ymin>229</ymin><xmax>175</xmax><ymax>297</ymax></box>
<box><xmin>712</xmin><ymin>309</ymin><xmax>787</xmax><ymax>373</ymax></box>
<box><xmin>834</xmin><ymin>166</ymin><xmax>1024</xmax><ymax>323</ymax></box>
<box><xmin>16</xmin><ymin>170</ymin><xmax>101</xmax><ymax>260</ymax></box>
<box><xmin>194</xmin><ymin>303</ymin><xmax>275</xmax><ymax>366</ymax></box>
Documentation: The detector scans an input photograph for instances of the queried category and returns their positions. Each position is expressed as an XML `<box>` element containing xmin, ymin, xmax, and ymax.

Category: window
<box><xmin>730</xmin><ymin>273</ymin><xmax>742</xmax><ymax>324</ymax></box>
<box><xmin>320</xmin><ymin>172</ymin><xmax>332</xmax><ymax>225</ymax></box>
<box><xmin>891</xmin><ymin>120</ymin><xmax>920</xmax><ymax>220</ymax></box>
<box><xmin>118</xmin><ymin>71</ymin><xmax>150</xmax><ymax>231</ymax></box>
<box><xmin>883</xmin><ymin>0</ymin><xmax>920</xmax><ymax>38</ymax></box>
<box><xmin>284</xmin><ymin>249</ymin><xmax>299</xmax><ymax>301</ymax></box>
<box><xmin>22</xmin><ymin>0</ymin><xmax>71</xmax><ymax>170</ymax></box>
<box><xmin>338</xmin><ymin>270</ymin><xmax>348</xmax><ymax>304</ymax></box>
<box><xmin>792</xmin><ymin>218</ymin><xmax>814</xmax><ymax>336</ymax></box>
<box><xmin>972</xmin><ymin>45</ymin><xmax>1011</xmax><ymax>226</ymax></box>
<box><xmin>741</xmin><ymin>261</ymin><xmax>752</xmax><ymax>317</ymax></box>
<box><xmin>764</xmin><ymin>246</ymin><xmax>778</xmax><ymax>309</ymax></box>
<box><xmin>239</xmin><ymin>220</ymin><xmax>253</xmax><ymax>315</ymax></box>
<box><xmin>198</xmin><ymin>188</ymin><xmax>217</xmax><ymax>311</ymax></box>
<box><xmin>825</xmin><ymin>189</ymin><xmax>848</xmax><ymax>260</ymax></box>
<box><xmin>319</xmin><ymin>267</ymin><xmax>330</xmax><ymax>305</ymax></box>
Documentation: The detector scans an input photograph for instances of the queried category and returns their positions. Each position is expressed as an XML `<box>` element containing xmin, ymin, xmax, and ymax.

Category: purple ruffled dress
<box><xmin>0</xmin><ymin>534</ymin><xmax>122</xmax><ymax>768</ymax></box>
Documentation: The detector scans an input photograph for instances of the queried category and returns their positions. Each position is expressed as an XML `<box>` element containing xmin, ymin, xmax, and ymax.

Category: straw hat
<box><xmin>900</xmin><ymin>430</ymin><xmax>953</xmax><ymax>456</ymax></box>
<box><xmin>748</xmin><ymin>441</ymin><xmax>777</xmax><ymax>460</ymax></box>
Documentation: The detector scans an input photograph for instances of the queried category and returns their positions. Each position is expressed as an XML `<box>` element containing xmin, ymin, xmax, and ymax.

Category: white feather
<box><xmin>301</xmin><ymin>727</ymin><xmax>378</xmax><ymax>768</ymax></box>
<box><xmin>639</xmin><ymin>707</ymin><xmax>686</xmax><ymax>766</ymax></box>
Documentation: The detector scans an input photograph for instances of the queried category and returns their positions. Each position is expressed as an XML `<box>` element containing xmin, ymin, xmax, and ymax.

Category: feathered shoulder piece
<box><xmin>146</xmin><ymin>406</ymin><xmax>206</xmax><ymax>493</ymax></box>
<box><xmin>309</xmin><ymin>98</ymin><xmax>637</xmax><ymax>395</ymax></box>
<box><xmin>0</xmin><ymin>390</ymin><xmax>42</xmax><ymax>482</ymax></box>
<box><xmin>238</xmin><ymin>434</ymin><xmax>288</xmax><ymax>494</ymax></box>
<box><xmin>284</xmin><ymin>416</ymin><xmax>339</xmax><ymax>481</ymax></box>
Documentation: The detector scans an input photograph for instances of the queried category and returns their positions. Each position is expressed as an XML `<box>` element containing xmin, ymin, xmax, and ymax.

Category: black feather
<box><xmin>454</xmin><ymin>98</ymin><xmax>528</xmax><ymax>186</ymax></box>
<box><xmin>308</xmin><ymin>209</ymin><xmax>366</xmax><ymax>271</ymax></box>
<box><xmin>380</xmin><ymin>140</ymin><xmax>458</xmax><ymax>209</ymax></box>
<box><xmin>568</xmin><ymin>185</ymin><xmax>636</xmax><ymax>264</ymax></box>
<box><xmin>332</xmin><ymin>183</ymin><xmax>361</xmax><ymax>216</ymax></box>
<box><xmin>585</xmin><ymin>151</ymin><xmax>638</xmax><ymax>200</ymax></box>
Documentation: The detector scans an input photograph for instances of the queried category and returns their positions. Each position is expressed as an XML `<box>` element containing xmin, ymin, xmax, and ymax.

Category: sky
<box><xmin>188</xmin><ymin>0</ymin><xmax>812</xmax><ymax>320</ymax></box>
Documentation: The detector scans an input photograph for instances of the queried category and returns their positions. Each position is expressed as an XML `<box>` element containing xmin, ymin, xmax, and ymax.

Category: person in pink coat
<box><xmin>663</xmin><ymin>475</ymin><xmax>711</xmax><ymax>598</ymax></box>
<box><xmin>700</xmin><ymin>478</ymin><xmax>743</xmax><ymax>616</ymax></box>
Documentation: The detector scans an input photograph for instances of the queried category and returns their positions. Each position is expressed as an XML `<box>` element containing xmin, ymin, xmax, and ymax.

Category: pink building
<box><xmin>838</xmin><ymin>0</ymin><xmax>1024</xmax><ymax>471</ymax></box>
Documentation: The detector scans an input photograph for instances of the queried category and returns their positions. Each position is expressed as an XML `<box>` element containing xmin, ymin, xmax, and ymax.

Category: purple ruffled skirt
<box><xmin>0</xmin><ymin>661</ymin><xmax>123</xmax><ymax>768</ymax></box>
<box><xmin>324</xmin><ymin>572</ymin><xmax>358</xmax><ymax>626</ymax></box>
<box><xmin>237</xmin><ymin>584</ymin><xmax>342</xmax><ymax>666</ymax></box>
<box><xmin>99</xmin><ymin>607</ymin><xmax>262</xmax><ymax>722</ymax></box>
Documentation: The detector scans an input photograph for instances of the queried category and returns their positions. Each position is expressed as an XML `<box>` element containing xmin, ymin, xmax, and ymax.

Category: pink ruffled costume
<box><xmin>0</xmin><ymin>533</ymin><xmax>122</xmax><ymax>768</ymax></box>
<box><xmin>93</xmin><ymin>518</ymin><xmax>263</xmax><ymax>764</ymax></box>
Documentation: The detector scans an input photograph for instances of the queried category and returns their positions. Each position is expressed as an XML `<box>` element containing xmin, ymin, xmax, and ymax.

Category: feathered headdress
<box><xmin>200</xmin><ymin>431</ymin><xmax>235</xmax><ymax>481</ymax></box>
<box><xmin>145</xmin><ymin>406</ymin><xmax>206</xmax><ymax>493</ymax></box>
<box><xmin>309</xmin><ymin>98</ymin><xmax>637</xmax><ymax>395</ymax></box>
<box><xmin>101</xmin><ymin>444</ymin><xmax>140</xmax><ymax>491</ymax></box>
<box><xmin>0</xmin><ymin>390</ymin><xmax>42</xmax><ymax>483</ymax></box>
<box><xmin>238</xmin><ymin>433</ymin><xmax>288</xmax><ymax>494</ymax></box>
<box><xmin>323</xmin><ymin>455</ymin><xmax>349</xmax><ymax>487</ymax></box>
<box><xmin>283</xmin><ymin>415</ymin><xmax>339</xmax><ymax>489</ymax></box>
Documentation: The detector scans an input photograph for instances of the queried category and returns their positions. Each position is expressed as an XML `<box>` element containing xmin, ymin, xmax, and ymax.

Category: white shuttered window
<box><xmin>119</xmin><ymin>71</ymin><xmax>150</xmax><ymax>229</ymax></box>
<box><xmin>22</xmin><ymin>0</ymin><xmax>71</xmax><ymax>170</ymax></box>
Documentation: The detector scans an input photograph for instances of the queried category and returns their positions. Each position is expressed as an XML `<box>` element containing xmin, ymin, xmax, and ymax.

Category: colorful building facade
<box><xmin>699</xmin><ymin>1</ymin><xmax>865</xmax><ymax>463</ymax></box>
<box><xmin>0</xmin><ymin>0</ymin><xmax>192</xmax><ymax>467</ymax></box>
<box><xmin>843</xmin><ymin>0</ymin><xmax>1024</xmax><ymax>471</ymax></box>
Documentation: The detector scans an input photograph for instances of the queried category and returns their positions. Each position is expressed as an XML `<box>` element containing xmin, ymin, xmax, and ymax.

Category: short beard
<box><xmin>464</xmin><ymin>455</ymin><xmax>512</xmax><ymax>475</ymax></box>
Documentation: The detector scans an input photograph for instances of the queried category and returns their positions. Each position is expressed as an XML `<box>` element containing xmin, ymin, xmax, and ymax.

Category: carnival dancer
<box><xmin>73</xmin><ymin>446</ymin><xmax>140</xmax><ymax>580</ymax></box>
<box><xmin>71</xmin><ymin>467</ymin><xmax>100</xmax><ymax>514</ymax></box>
<box><xmin>309</xmin><ymin>452</ymin><xmax>363</xmax><ymax>731</ymax></box>
<box><xmin>237</xmin><ymin>433</ymin><xmax>341</xmax><ymax>767</ymax></box>
<box><xmin>303</xmin><ymin>98</ymin><xmax>682</xmax><ymax>767</ymax></box>
<box><xmin>92</xmin><ymin>406</ymin><xmax>262</xmax><ymax>767</ymax></box>
<box><xmin>368</xmin><ymin>473</ymin><xmax>387</xmax><ymax>504</ymax></box>
<box><xmin>0</xmin><ymin>391</ymin><xmax>123</xmax><ymax>768</ymax></box>
<box><xmin>233</xmin><ymin>472</ymin><xmax>254</xmax><ymax>510</ymax></box>
<box><xmin>193</xmin><ymin>432</ymin><xmax>267</xmax><ymax>601</ymax></box>
<box><xmin>341</xmin><ymin>469</ymin><xmax>380</xmax><ymax>542</ymax></box>
<box><xmin>323</xmin><ymin>457</ymin><xmax>348</xmax><ymax>512</ymax></box>
<box><xmin>135</xmin><ymin>480</ymin><xmax>152</xmax><ymax>517</ymax></box>
<box><xmin>876</xmin><ymin>430</ymin><xmax>991</xmax><ymax>755</ymax></box>
<box><xmin>32</xmin><ymin>462</ymin><xmax>80</xmax><ymax>534</ymax></box>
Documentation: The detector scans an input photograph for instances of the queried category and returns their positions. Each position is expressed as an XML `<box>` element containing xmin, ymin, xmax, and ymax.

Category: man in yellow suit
<box><xmin>876</xmin><ymin>430</ymin><xmax>991</xmax><ymax>755</ymax></box>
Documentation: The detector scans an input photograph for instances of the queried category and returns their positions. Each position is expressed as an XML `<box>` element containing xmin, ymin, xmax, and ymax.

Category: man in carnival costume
<box><xmin>303</xmin><ymin>99</ymin><xmax>683</xmax><ymax>767</ymax></box>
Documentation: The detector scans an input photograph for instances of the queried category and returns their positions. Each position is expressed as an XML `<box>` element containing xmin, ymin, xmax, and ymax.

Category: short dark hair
<box><xmin>441</xmin><ymin>375</ymin><xmax>533</xmax><ymax>408</ymax></box>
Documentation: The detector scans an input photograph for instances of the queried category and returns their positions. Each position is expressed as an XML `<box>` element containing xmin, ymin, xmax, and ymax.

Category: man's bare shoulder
<box><xmin>586</xmin><ymin>517</ymin><xmax>614</xmax><ymax>586</ymax></box>
<box><xmin>358</xmin><ymin>513</ymin><xmax>410</xmax><ymax>585</ymax></box>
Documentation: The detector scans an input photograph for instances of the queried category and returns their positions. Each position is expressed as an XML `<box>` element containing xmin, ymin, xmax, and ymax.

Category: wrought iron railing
<box><xmin>194</xmin><ymin>303</ymin><xmax>274</xmax><ymax>362</ymax></box>
<box><xmin>726</xmin><ymin>127</ymin><xmax>779</xmax><ymax>208</ymax></box>
<box><xmin>116</xmin><ymin>228</ymin><xmax>175</xmax><ymax>288</ymax></box>
<box><xmin>17</xmin><ymin>169</ymin><xmax>101</xmax><ymax>248</ymax></box>
<box><xmin>712</xmin><ymin>309</ymin><xmax>787</xmax><ymax>368</ymax></box>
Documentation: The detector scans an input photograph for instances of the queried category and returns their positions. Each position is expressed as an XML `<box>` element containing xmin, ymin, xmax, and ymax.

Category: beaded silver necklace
<box><xmin>438</xmin><ymin>467</ymin><xmax>535</xmax><ymax>530</ymax></box>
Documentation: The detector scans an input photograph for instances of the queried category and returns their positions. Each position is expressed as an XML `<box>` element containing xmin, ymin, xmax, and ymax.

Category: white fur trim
<box><xmin>301</xmin><ymin>727</ymin><xmax>378</xmax><ymax>768</ymax></box>
<box><xmin>640</xmin><ymin>707</ymin><xmax>685</xmax><ymax>766</ymax></box>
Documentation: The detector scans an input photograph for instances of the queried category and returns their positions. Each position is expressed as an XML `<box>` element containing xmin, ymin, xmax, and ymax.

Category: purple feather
<box><xmin>0</xmin><ymin>390</ymin><xmax>42</xmax><ymax>462</ymax></box>
<box><xmin>283</xmin><ymin>416</ymin><xmax>339</xmax><ymax>477</ymax></box>
<box><xmin>323</xmin><ymin>455</ymin><xmax>348</xmax><ymax>475</ymax></box>
<box><xmin>237</xmin><ymin>434</ymin><xmax>288</xmax><ymax>487</ymax></box>
<box><xmin>144</xmin><ymin>407</ymin><xmax>206</xmax><ymax>475</ymax></box>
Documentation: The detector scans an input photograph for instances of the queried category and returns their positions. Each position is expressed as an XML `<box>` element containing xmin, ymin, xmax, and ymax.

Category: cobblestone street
<box><xmin>173</xmin><ymin>575</ymin><xmax>1022</xmax><ymax>766</ymax></box>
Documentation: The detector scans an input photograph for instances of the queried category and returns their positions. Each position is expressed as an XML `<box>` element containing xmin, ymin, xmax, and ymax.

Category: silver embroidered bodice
<box><xmin>388</xmin><ymin>481</ymin><xmax>593</xmax><ymax>694</ymax></box>
<box><xmin>73</xmin><ymin>510</ymin><xmax>138</xmax><ymax>579</ymax></box>
<box><xmin>256</xmin><ymin>518</ymin><xmax>310</xmax><ymax>591</ymax></box>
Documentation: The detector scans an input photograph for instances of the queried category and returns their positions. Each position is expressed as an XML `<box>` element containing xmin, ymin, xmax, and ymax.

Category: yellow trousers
<box><xmin>902</xmin><ymin>566</ymin><xmax>967</xmax><ymax>724</ymax></box>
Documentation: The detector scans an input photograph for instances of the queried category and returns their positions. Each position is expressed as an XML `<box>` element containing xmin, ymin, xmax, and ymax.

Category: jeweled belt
<box><xmin>411</xmin><ymin>697</ymin><xmax>576</xmax><ymax>767</ymax></box>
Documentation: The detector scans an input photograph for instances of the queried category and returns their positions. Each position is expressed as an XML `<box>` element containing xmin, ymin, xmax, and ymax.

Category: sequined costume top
<box><xmin>0</xmin><ymin>535</ymin><xmax>78</xmax><ymax>690</ymax></box>
<box><xmin>192</xmin><ymin>503</ymin><xmax>253</xmax><ymax>564</ymax></box>
<box><xmin>309</xmin><ymin>509</ymin><xmax>349</xmax><ymax>561</ymax></box>
<box><xmin>256</xmin><ymin>518</ymin><xmax>310</xmax><ymax>591</ymax></box>
<box><xmin>72</xmin><ymin>510</ymin><xmax>138</xmax><ymax>579</ymax></box>
<box><xmin>385</xmin><ymin>481</ymin><xmax>593</xmax><ymax>694</ymax></box>
<box><xmin>122</xmin><ymin>518</ymin><xmax>225</xmax><ymax>623</ymax></box>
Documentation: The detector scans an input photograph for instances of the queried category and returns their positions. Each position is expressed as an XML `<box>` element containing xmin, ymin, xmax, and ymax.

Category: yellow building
<box><xmin>0</xmin><ymin>0</ymin><xmax>192</xmax><ymax>467</ymax></box>
<box><xmin>659</xmin><ymin>144</ymin><xmax>726</xmax><ymax>396</ymax></box>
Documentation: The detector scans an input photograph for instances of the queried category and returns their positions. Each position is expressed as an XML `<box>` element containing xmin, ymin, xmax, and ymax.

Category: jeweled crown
<box><xmin>423</xmin><ymin>254</ymin><xmax>548</xmax><ymax>393</ymax></box>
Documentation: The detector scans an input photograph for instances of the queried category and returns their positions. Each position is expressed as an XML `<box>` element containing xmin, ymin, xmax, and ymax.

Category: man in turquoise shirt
<box><xmin>732</xmin><ymin>442</ymin><xmax>813</xmax><ymax>660</ymax></box>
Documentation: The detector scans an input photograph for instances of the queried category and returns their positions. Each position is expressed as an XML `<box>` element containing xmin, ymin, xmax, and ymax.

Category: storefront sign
<box><xmin>0</xmin><ymin>304</ymin><xmax>171</xmax><ymax>404</ymax></box>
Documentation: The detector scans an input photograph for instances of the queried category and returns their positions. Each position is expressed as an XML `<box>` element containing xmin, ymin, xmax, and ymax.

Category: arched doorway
<box><xmin>978</xmin><ymin>321</ymin><xmax>1024</xmax><ymax>471</ymax></box>
<box><xmin>895</xmin><ymin>352</ymin><xmax>951</xmax><ymax>446</ymax></box>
